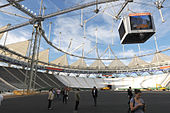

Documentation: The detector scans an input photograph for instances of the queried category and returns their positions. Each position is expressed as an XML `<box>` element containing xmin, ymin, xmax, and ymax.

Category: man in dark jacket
<box><xmin>63</xmin><ymin>87</ymin><xmax>69</xmax><ymax>104</ymax></box>
<box><xmin>128</xmin><ymin>87</ymin><xmax>133</xmax><ymax>101</ymax></box>
<box><xmin>74</xmin><ymin>88</ymin><xmax>80</xmax><ymax>111</ymax></box>
<box><xmin>128</xmin><ymin>87</ymin><xmax>133</xmax><ymax>113</ymax></box>
<box><xmin>92</xmin><ymin>86</ymin><xmax>98</xmax><ymax>106</ymax></box>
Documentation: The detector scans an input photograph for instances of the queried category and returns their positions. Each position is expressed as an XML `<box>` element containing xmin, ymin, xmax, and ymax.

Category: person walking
<box><xmin>74</xmin><ymin>88</ymin><xmax>80</xmax><ymax>111</ymax></box>
<box><xmin>0</xmin><ymin>92</ymin><xmax>3</xmax><ymax>106</ymax></box>
<box><xmin>128</xmin><ymin>87</ymin><xmax>133</xmax><ymax>101</ymax></box>
<box><xmin>63</xmin><ymin>87</ymin><xmax>69</xmax><ymax>104</ymax></box>
<box><xmin>130</xmin><ymin>89</ymin><xmax>145</xmax><ymax>113</ymax></box>
<box><xmin>128</xmin><ymin>87</ymin><xmax>133</xmax><ymax>112</ymax></box>
<box><xmin>48</xmin><ymin>88</ymin><xmax>54</xmax><ymax>110</ymax></box>
<box><xmin>92</xmin><ymin>86</ymin><xmax>98</xmax><ymax>106</ymax></box>
<box><xmin>56</xmin><ymin>88</ymin><xmax>61</xmax><ymax>101</ymax></box>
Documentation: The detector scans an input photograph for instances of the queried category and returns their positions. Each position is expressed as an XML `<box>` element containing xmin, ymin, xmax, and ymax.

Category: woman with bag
<box><xmin>130</xmin><ymin>89</ymin><xmax>145</xmax><ymax>113</ymax></box>
<box><xmin>48</xmin><ymin>88</ymin><xmax>54</xmax><ymax>110</ymax></box>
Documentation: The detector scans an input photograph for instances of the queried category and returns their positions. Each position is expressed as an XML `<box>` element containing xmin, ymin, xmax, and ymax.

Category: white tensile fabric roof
<box><xmin>151</xmin><ymin>52</ymin><xmax>170</xmax><ymax>65</ymax></box>
<box><xmin>108</xmin><ymin>57</ymin><xmax>126</xmax><ymax>69</ymax></box>
<box><xmin>0</xmin><ymin>40</ymin><xmax>29</xmax><ymax>60</ymax></box>
<box><xmin>0</xmin><ymin>40</ymin><xmax>29</xmax><ymax>61</ymax></box>
<box><xmin>50</xmin><ymin>54</ymin><xmax>68</xmax><ymax>66</ymax></box>
<box><xmin>6</xmin><ymin>40</ymin><xmax>29</xmax><ymax>56</ymax></box>
<box><xmin>36</xmin><ymin>49</ymin><xmax>49</xmax><ymax>64</ymax></box>
<box><xmin>128</xmin><ymin>55</ymin><xmax>149</xmax><ymax>67</ymax></box>
<box><xmin>89</xmin><ymin>59</ymin><xmax>105</xmax><ymax>69</ymax></box>
<box><xmin>71</xmin><ymin>58</ymin><xmax>87</xmax><ymax>68</ymax></box>
<box><xmin>0</xmin><ymin>25</ymin><xmax>9</xmax><ymax>40</ymax></box>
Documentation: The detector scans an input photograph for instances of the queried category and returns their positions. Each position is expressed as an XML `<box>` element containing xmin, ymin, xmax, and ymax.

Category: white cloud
<box><xmin>117</xmin><ymin>48</ymin><xmax>154</xmax><ymax>58</ymax></box>
<box><xmin>0</xmin><ymin>32</ymin><xmax>27</xmax><ymax>45</ymax></box>
<box><xmin>52</xmin><ymin>16</ymin><xmax>93</xmax><ymax>56</ymax></box>
<box><xmin>118</xmin><ymin>49</ymin><xmax>136</xmax><ymax>57</ymax></box>
<box><xmin>159</xmin><ymin>45</ymin><xmax>170</xmax><ymax>50</ymax></box>
<box><xmin>0</xmin><ymin>1</ymin><xmax>33</xmax><ymax>46</ymax></box>
<box><xmin>86</xmin><ymin>25</ymin><xmax>118</xmax><ymax>44</ymax></box>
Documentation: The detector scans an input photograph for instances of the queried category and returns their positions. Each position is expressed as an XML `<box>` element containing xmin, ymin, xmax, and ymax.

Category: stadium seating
<box><xmin>45</xmin><ymin>73</ymin><xmax>65</xmax><ymax>88</ymax></box>
<box><xmin>56</xmin><ymin>73</ymin><xmax>170</xmax><ymax>89</ymax></box>
<box><xmin>0</xmin><ymin>66</ymin><xmax>65</xmax><ymax>91</ymax></box>
<box><xmin>0</xmin><ymin>66</ymin><xmax>25</xmax><ymax>89</ymax></box>
<box><xmin>75</xmin><ymin>77</ymin><xmax>89</xmax><ymax>88</ymax></box>
<box><xmin>1</xmin><ymin>65</ymin><xmax>170</xmax><ymax>91</ymax></box>
<box><xmin>0</xmin><ymin>78</ymin><xmax>15</xmax><ymax>92</ymax></box>
<box><xmin>94</xmin><ymin>78</ymin><xmax>105</xmax><ymax>88</ymax></box>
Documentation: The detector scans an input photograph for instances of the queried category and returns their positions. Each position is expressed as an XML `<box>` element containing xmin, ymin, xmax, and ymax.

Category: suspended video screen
<box><xmin>130</xmin><ymin>13</ymin><xmax>153</xmax><ymax>30</ymax></box>
<box><xmin>118</xmin><ymin>21</ymin><xmax>125</xmax><ymax>40</ymax></box>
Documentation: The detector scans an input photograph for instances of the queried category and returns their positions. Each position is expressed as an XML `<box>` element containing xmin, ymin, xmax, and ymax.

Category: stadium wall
<box><xmin>55</xmin><ymin>73</ymin><xmax>170</xmax><ymax>89</ymax></box>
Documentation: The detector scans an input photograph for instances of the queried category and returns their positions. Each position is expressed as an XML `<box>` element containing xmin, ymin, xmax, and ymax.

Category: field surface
<box><xmin>0</xmin><ymin>91</ymin><xmax>170</xmax><ymax>113</ymax></box>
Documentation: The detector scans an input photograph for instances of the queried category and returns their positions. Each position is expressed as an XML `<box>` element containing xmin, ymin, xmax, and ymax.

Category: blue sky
<box><xmin>0</xmin><ymin>0</ymin><xmax>170</xmax><ymax>66</ymax></box>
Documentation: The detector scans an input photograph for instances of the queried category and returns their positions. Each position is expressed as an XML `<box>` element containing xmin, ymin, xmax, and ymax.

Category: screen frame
<box><xmin>127</xmin><ymin>14</ymin><xmax>155</xmax><ymax>33</ymax></box>
<box><xmin>129</xmin><ymin>14</ymin><xmax>153</xmax><ymax>31</ymax></box>
<box><xmin>119</xmin><ymin>14</ymin><xmax>155</xmax><ymax>44</ymax></box>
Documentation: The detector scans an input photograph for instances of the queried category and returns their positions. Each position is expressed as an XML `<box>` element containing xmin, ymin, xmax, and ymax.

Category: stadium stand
<box><xmin>76</xmin><ymin>77</ymin><xmax>89</xmax><ymax>88</ymax></box>
<box><xmin>43</xmin><ymin>73</ymin><xmax>65</xmax><ymax>88</ymax></box>
<box><xmin>85</xmin><ymin>78</ymin><xmax>98</xmax><ymax>88</ymax></box>
<box><xmin>55</xmin><ymin>74</ymin><xmax>72</xmax><ymax>87</ymax></box>
<box><xmin>1</xmin><ymin>66</ymin><xmax>42</xmax><ymax>89</ymax></box>
<box><xmin>0</xmin><ymin>78</ymin><xmax>16</xmax><ymax>92</ymax></box>
<box><xmin>0</xmin><ymin>66</ymin><xmax>65</xmax><ymax>91</ymax></box>
<box><xmin>161</xmin><ymin>73</ymin><xmax>170</xmax><ymax>87</ymax></box>
<box><xmin>1</xmin><ymin>64</ymin><xmax>170</xmax><ymax>91</ymax></box>
<box><xmin>94</xmin><ymin>78</ymin><xmax>105</xmax><ymax>88</ymax></box>
<box><xmin>56</xmin><ymin>73</ymin><xmax>170</xmax><ymax>89</ymax></box>
<box><xmin>0</xmin><ymin>66</ymin><xmax>25</xmax><ymax>89</ymax></box>
<box><xmin>36</xmin><ymin>72</ymin><xmax>53</xmax><ymax>87</ymax></box>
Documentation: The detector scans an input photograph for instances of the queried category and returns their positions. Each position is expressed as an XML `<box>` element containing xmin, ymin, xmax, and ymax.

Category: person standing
<box><xmin>92</xmin><ymin>86</ymin><xmax>98</xmax><ymax>106</ymax></box>
<box><xmin>128</xmin><ymin>87</ymin><xmax>133</xmax><ymax>113</ymax></box>
<box><xmin>56</xmin><ymin>88</ymin><xmax>61</xmax><ymax>101</ymax></box>
<box><xmin>63</xmin><ymin>87</ymin><xmax>69</xmax><ymax>104</ymax></box>
<box><xmin>74</xmin><ymin>88</ymin><xmax>80</xmax><ymax>111</ymax></box>
<box><xmin>130</xmin><ymin>89</ymin><xmax>145</xmax><ymax>113</ymax></box>
<box><xmin>48</xmin><ymin>88</ymin><xmax>54</xmax><ymax>110</ymax></box>
<box><xmin>0</xmin><ymin>92</ymin><xmax>3</xmax><ymax>106</ymax></box>
<box><xmin>128</xmin><ymin>87</ymin><xmax>133</xmax><ymax>101</ymax></box>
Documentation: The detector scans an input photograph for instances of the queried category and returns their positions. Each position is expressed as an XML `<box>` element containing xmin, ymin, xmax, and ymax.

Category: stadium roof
<box><xmin>36</xmin><ymin>49</ymin><xmax>49</xmax><ymax>65</ymax></box>
<box><xmin>71</xmin><ymin>58</ymin><xmax>87</xmax><ymax>68</ymax></box>
<box><xmin>89</xmin><ymin>59</ymin><xmax>105</xmax><ymax>69</ymax></box>
<box><xmin>6</xmin><ymin>40</ymin><xmax>29</xmax><ymax>56</ymax></box>
<box><xmin>151</xmin><ymin>52</ymin><xmax>170</xmax><ymax>65</ymax></box>
<box><xmin>108</xmin><ymin>57</ymin><xmax>126</xmax><ymax>69</ymax></box>
<box><xmin>128</xmin><ymin>55</ymin><xmax>149</xmax><ymax>67</ymax></box>
<box><xmin>50</xmin><ymin>54</ymin><xmax>69</xmax><ymax>67</ymax></box>
<box><xmin>0</xmin><ymin>25</ymin><xmax>8</xmax><ymax>40</ymax></box>
<box><xmin>0</xmin><ymin>40</ymin><xmax>29</xmax><ymax>61</ymax></box>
